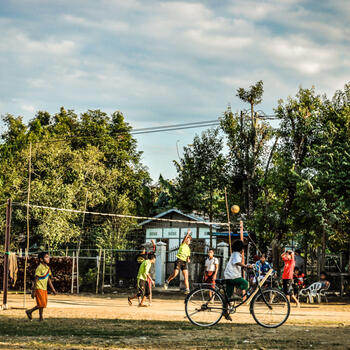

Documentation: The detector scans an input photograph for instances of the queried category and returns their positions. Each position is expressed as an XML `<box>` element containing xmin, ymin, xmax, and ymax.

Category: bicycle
<box><xmin>185</xmin><ymin>267</ymin><xmax>290</xmax><ymax>328</ymax></box>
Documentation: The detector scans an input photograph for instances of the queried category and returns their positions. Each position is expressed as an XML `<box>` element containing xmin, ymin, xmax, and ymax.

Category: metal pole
<box><xmin>2</xmin><ymin>199</ymin><xmax>12</xmax><ymax>310</ymax></box>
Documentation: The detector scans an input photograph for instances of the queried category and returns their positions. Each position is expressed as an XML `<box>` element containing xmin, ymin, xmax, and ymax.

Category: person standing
<box><xmin>281</xmin><ymin>250</ymin><xmax>300</xmax><ymax>307</ymax></box>
<box><xmin>128</xmin><ymin>253</ymin><xmax>156</xmax><ymax>307</ymax></box>
<box><xmin>25</xmin><ymin>252</ymin><xmax>57</xmax><ymax>321</ymax></box>
<box><xmin>203</xmin><ymin>248</ymin><xmax>219</xmax><ymax>289</ymax></box>
<box><xmin>164</xmin><ymin>229</ymin><xmax>192</xmax><ymax>294</ymax></box>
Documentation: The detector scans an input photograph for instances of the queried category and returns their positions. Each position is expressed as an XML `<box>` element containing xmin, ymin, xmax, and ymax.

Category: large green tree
<box><xmin>0</xmin><ymin>108</ymin><xmax>151</xmax><ymax>251</ymax></box>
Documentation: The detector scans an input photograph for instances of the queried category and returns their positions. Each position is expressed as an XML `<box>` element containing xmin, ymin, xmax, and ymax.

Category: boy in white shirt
<box><xmin>223</xmin><ymin>239</ymin><xmax>252</xmax><ymax>320</ymax></box>
<box><xmin>203</xmin><ymin>248</ymin><xmax>219</xmax><ymax>288</ymax></box>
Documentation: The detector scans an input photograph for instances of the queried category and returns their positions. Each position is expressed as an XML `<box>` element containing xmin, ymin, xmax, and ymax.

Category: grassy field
<box><xmin>0</xmin><ymin>294</ymin><xmax>349</xmax><ymax>349</ymax></box>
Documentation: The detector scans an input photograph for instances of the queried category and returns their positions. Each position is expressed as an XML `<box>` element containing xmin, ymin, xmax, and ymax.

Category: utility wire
<box><xmin>0</xmin><ymin>115</ymin><xmax>279</xmax><ymax>148</ymax></box>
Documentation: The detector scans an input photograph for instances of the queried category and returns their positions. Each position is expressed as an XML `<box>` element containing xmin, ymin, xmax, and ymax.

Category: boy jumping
<box><xmin>164</xmin><ymin>229</ymin><xmax>192</xmax><ymax>294</ymax></box>
<box><xmin>25</xmin><ymin>252</ymin><xmax>57</xmax><ymax>321</ymax></box>
<box><xmin>128</xmin><ymin>253</ymin><xmax>156</xmax><ymax>307</ymax></box>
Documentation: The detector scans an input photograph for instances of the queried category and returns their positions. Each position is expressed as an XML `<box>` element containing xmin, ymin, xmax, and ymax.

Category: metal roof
<box><xmin>139</xmin><ymin>208</ymin><xmax>218</xmax><ymax>228</ymax></box>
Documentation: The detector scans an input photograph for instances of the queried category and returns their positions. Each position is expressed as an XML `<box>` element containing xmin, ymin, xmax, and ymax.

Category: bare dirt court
<box><xmin>1</xmin><ymin>293</ymin><xmax>350</xmax><ymax>349</ymax></box>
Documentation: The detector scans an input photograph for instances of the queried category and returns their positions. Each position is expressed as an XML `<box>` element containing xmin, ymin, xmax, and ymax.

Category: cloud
<box><xmin>0</xmin><ymin>0</ymin><xmax>349</xmax><ymax>179</ymax></box>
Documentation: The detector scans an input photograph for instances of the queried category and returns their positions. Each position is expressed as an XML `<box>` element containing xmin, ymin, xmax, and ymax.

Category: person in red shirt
<box><xmin>281</xmin><ymin>250</ymin><xmax>300</xmax><ymax>307</ymax></box>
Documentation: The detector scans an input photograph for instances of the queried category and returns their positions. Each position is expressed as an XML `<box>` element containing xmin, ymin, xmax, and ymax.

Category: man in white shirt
<box><xmin>224</xmin><ymin>240</ymin><xmax>252</xmax><ymax>301</ymax></box>
<box><xmin>203</xmin><ymin>248</ymin><xmax>219</xmax><ymax>288</ymax></box>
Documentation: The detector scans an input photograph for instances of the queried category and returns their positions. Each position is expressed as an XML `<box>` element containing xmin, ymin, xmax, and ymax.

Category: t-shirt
<box><xmin>224</xmin><ymin>252</ymin><xmax>242</xmax><ymax>280</ymax></box>
<box><xmin>137</xmin><ymin>259</ymin><xmax>151</xmax><ymax>281</ymax></box>
<box><xmin>176</xmin><ymin>243</ymin><xmax>191</xmax><ymax>262</ymax></box>
<box><xmin>35</xmin><ymin>263</ymin><xmax>52</xmax><ymax>290</ymax></box>
<box><xmin>255</xmin><ymin>261</ymin><xmax>272</xmax><ymax>275</ymax></box>
<box><xmin>205</xmin><ymin>257</ymin><xmax>219</xmax><ymax>272</ymax></box>
<box><xmin>282</xmin><ymin>255</ymin><xmax>295</xmax><ymax>280</ymax></box>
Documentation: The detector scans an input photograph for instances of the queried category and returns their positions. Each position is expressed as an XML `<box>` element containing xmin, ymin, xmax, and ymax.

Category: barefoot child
<box><xmin>128</xmin><ymin>253</ymin><xmax>156</xmax><ymax>307</ymax></box>
<box><xmin>164</xmin><ymin>229</ymin><xmax>192</xmax><ymax>294</ymax></box>
<box><xmin>203</xmin><ymin>248</ymin><xmax>219</xmax><ymax>289</ymax></box>
<box><xmin>25</xmin><ymin>252</ymin><xmax>57</xmax><ymax>321</ymax></box>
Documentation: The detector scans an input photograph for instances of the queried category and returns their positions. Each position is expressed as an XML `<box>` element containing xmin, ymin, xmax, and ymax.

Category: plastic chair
<box><xmin>299</xmin><ymin>282</ymin><xmax>322</xmax><ymax>303</ymax></box>
<box><xmin>317</xmin><ymin>283</ymin><xmax>330</xmax><ymax>303</ymax></box>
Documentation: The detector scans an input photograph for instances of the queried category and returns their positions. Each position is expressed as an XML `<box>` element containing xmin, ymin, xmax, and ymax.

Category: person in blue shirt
<box><xmin>255</xmin><ymin>254</ymin><xmax>273</xmax><ymax>281</ymax></box>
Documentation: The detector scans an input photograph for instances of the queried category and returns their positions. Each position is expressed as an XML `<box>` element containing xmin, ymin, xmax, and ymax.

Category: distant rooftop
<box><xmin>139</xmin><ymin>208</ymin><xmax>218</xmax><ymax>228</ymax></box>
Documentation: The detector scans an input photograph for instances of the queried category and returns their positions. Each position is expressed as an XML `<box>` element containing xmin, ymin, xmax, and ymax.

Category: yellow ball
<box><xmin>231</xmin><ymin>205</ymin><xmax>240</xmax><ymax>214</ymax></box>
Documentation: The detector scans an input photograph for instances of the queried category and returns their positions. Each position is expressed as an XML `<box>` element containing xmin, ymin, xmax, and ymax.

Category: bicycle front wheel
<box><xmin>185</xmin><ymin>286</ymin><xmax>225</xmax><ymax>327</ymax></box>
<box><xmin>250</xmin><ymin>288</ymin><xmax>290</xmax><ymax>328</ymax></box>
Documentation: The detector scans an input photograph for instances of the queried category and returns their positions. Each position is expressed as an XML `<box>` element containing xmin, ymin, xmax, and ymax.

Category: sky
<box><xmin>0</xmin><ymin>0</ymin><xmax>349</xmax><ymax>181</ymax></box>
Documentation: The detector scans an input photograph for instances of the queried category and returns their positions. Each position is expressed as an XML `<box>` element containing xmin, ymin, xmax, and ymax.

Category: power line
<box><xmin>0</xmin><ymin>115</ymin><xmax>279</xmax><ymax>148</ymax></box>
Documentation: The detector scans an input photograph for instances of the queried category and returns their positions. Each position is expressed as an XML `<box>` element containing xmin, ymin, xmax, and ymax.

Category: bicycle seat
<box><xmin>215</xmin><ymin>279</ymin><xmax>226</xmax><ymax>285</ymax></box>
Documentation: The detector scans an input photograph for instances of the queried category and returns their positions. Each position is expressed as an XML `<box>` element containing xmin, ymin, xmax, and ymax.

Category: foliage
<box><xmin>0</xmin><ymin>108</ymin><xmax>151</xmax><ymax>250</ymax></box>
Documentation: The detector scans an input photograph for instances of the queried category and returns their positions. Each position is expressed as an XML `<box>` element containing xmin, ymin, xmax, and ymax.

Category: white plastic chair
<box><xmin>317</xmin><ymin>283</ymin><xmax>330</xmax><ymax>303</ymax></box>
<box><xmin>299</xmin><ymin>282</ymin><xmax>322</xmax><ymax>303</ymax></box>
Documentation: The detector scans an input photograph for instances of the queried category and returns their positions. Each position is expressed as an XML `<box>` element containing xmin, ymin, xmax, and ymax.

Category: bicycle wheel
<box><xmin>250</xmin><ymin>288</ymin><xmax>290</xmax><ymax>328</ymax></box>
<box><xmin>185</xmin><ymin>286</ymin><xmax>225</xmax><ymax>327</ymax></box>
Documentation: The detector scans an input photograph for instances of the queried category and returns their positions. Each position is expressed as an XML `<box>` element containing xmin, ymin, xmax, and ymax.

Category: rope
<box><xmin>12</xmin><ymin>202</ymin><xmax>229</xmax><ymax>227</ymax></box>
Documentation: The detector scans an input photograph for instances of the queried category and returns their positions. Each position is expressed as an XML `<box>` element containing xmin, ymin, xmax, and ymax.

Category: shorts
<box><xmin>35</xmin><ymin>289</ymin><xmax>48</xmax><ymax>308</ymax></box>
<box><xmin>204</xmin><ymin>271</ymin><xmax>216</xmax><ymax>287</ymax></box>
<box><xmin>174</xmin><ymin>258</ymin><xmax>188</xmax><ymax>271</ymax></box>
<box><xmin>226</xmin><ymin>278</ymin><xmax>249</xmax><ymax>299</ymax></box>
<box><xmin>283</xmin><ymin>279</ymin><xmax>294</xmax><ymax>296</ymax></box>
<box><xmin>137</xmin><ymin>279</ymin><xmax>150</xmax><ymax>298</ymax></box>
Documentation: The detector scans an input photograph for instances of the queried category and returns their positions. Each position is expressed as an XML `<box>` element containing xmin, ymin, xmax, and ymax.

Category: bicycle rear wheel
<box><xmin>250</xmin><ymin>288</ymin><xmax>290</xmax><ymax>328</ymax></box>
<box><xmin>185</xmin><ymin>286</ymin><xmax>225</xmax><ymax>327</ymax></box>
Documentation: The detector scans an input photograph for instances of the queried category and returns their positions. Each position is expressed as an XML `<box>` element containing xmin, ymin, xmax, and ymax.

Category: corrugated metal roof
<box><xmin>139</xmin><ymin>208</ymin><xmax>218</xmax><ymax>227</ymax></box>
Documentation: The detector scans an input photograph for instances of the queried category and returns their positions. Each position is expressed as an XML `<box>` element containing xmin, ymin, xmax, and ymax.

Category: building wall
<box><xmin>143</xmin><ymin>212</ymin><xmax>217</xmax><ymax>261</ymax></box>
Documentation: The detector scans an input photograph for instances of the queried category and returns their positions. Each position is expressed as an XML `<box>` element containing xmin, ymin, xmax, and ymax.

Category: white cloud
<box><xmin>0</xmin><ymin>0</ymin><xmax>350</xmax><ymax>179</ymax></box>
<box><xmin>265</xmin><ymin>36</ymin><xmax>336</xmax><ymax>74</ymax></box>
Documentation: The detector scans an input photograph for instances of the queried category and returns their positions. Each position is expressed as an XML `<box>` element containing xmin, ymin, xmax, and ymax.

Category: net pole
<box><xmin>2</xmin><ymin>199</ymin><xmax>12</xmax><ymax>310</ymax></box>
<box><xmin>224</xmin><ymin>187</ymin><xmax>232</xmax><ymax>255</ymax></box>
<box><xmin>24</xmin><ymin>141</ymin><xmax>32</xmax><ymax>308</ymax></box>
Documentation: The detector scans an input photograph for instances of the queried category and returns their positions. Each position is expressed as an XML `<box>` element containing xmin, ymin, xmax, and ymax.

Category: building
<box><xmin>139</xmin><ymin>208</ymin><xmax>218</xmax><ymax>260</ymax></box>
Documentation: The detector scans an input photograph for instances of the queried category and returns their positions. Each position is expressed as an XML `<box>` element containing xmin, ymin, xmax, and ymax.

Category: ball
<box><xmin>231</xmin><ymin>205</ymin><xmax>240</xmax><ymax>214</ymax></box>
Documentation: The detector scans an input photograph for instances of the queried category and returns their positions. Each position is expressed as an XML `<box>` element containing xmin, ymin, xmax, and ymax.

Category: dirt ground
<box><xmin>1</xmin><ymin>292</ymin><xmax>350</xmax><ymax>349</ymax></box>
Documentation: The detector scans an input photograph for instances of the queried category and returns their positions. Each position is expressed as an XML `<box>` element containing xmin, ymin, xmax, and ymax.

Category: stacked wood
<box><xmin>0</xmin><ymin>256</ymin><xmax>73</xmax><ymax>293</ymax></box>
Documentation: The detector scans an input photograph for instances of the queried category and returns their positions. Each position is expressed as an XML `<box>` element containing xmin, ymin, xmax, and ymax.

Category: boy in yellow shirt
<box><xmin>164</xmin><ymin>229</ymin><xmax>192</xmax><ymax>294</ymax></box>
<box><xmin>25</xmin><ymin>252</ymin><xmax>57</xmax><ymax>321</ymax></box>
<box><xmin>128</xmin><ymin>253</ymin><xmax>156</xmax><ymax>307</ymax></box>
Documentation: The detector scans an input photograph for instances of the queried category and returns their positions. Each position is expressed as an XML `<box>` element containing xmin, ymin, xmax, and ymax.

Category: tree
<box><xmin>174</xmin><ymin>128</ymin><xmax>227</xmax><ymax>240</ymax></box>
<box><xmin>0</xmin><ymin>108</ymin><xmax>151</xmax><ymax>251</ymax></box>
<box><xmin>221</xmin><ymin>81</ymin><xmax>272</xmax><ymax>218</ymax></box>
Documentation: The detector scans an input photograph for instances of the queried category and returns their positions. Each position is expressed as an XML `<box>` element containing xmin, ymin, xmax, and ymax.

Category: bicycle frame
<box><xmin>216</xmin><ymin>268</ymin><xmax>274</xmax><ymax>312</ymax></box>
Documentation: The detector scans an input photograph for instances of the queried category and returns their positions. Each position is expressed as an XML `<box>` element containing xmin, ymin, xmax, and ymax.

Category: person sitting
<box><xmin>319</xmin><ymin>271</ymin><xmax>330</xmax><ymax>290</ymax></box>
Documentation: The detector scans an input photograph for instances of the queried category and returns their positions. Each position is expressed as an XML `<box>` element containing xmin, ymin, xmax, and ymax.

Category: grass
<box><xmin>0</xmin><ymin>316</ymin><xmax>349</xmax><ymax>349</ymax></box>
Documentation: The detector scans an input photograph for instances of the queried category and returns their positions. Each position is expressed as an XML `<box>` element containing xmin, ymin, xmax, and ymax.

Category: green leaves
<box><xmin>0</xmin><ymin>108</ymin><xmax>150</xmax><ymax>250</ymax></box>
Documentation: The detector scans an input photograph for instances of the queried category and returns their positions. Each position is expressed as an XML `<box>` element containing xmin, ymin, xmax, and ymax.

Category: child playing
<box><xmin>128</xmin><ymin>253</ymin><xmax>156</xmax><ymax>307</ymax></box>
<box><xmin>164</xmin><ymin>229</ymin><xmax>192</xmax><ymax>294</ymax></box>
<box><xmin>293</xmin><ymin>266</ymin><xmax>305</xmax><ymax>297</ymax></box>
<box><xmin>135</xmin><ymin>240</ymin><xmax>156</xmax><ymax>305</ymax></box>
<box><xmin>281</xmin><ymin>249</ymin><xmax>300</xmax><ymax>307</ymax></box>
<box><xmin>224</xmin><ymin>239</ymin><xmax>252</xmax><ymax>320</ymax></box>
<box><xmin>203</xmin><ymin>248</ymin><xmax>219</xmax><ymax>289</ymax></box>
<box><xmin>25</xmin><ymin>252</ymin><xmax>57</xmax><ymax>321</ymax></box>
